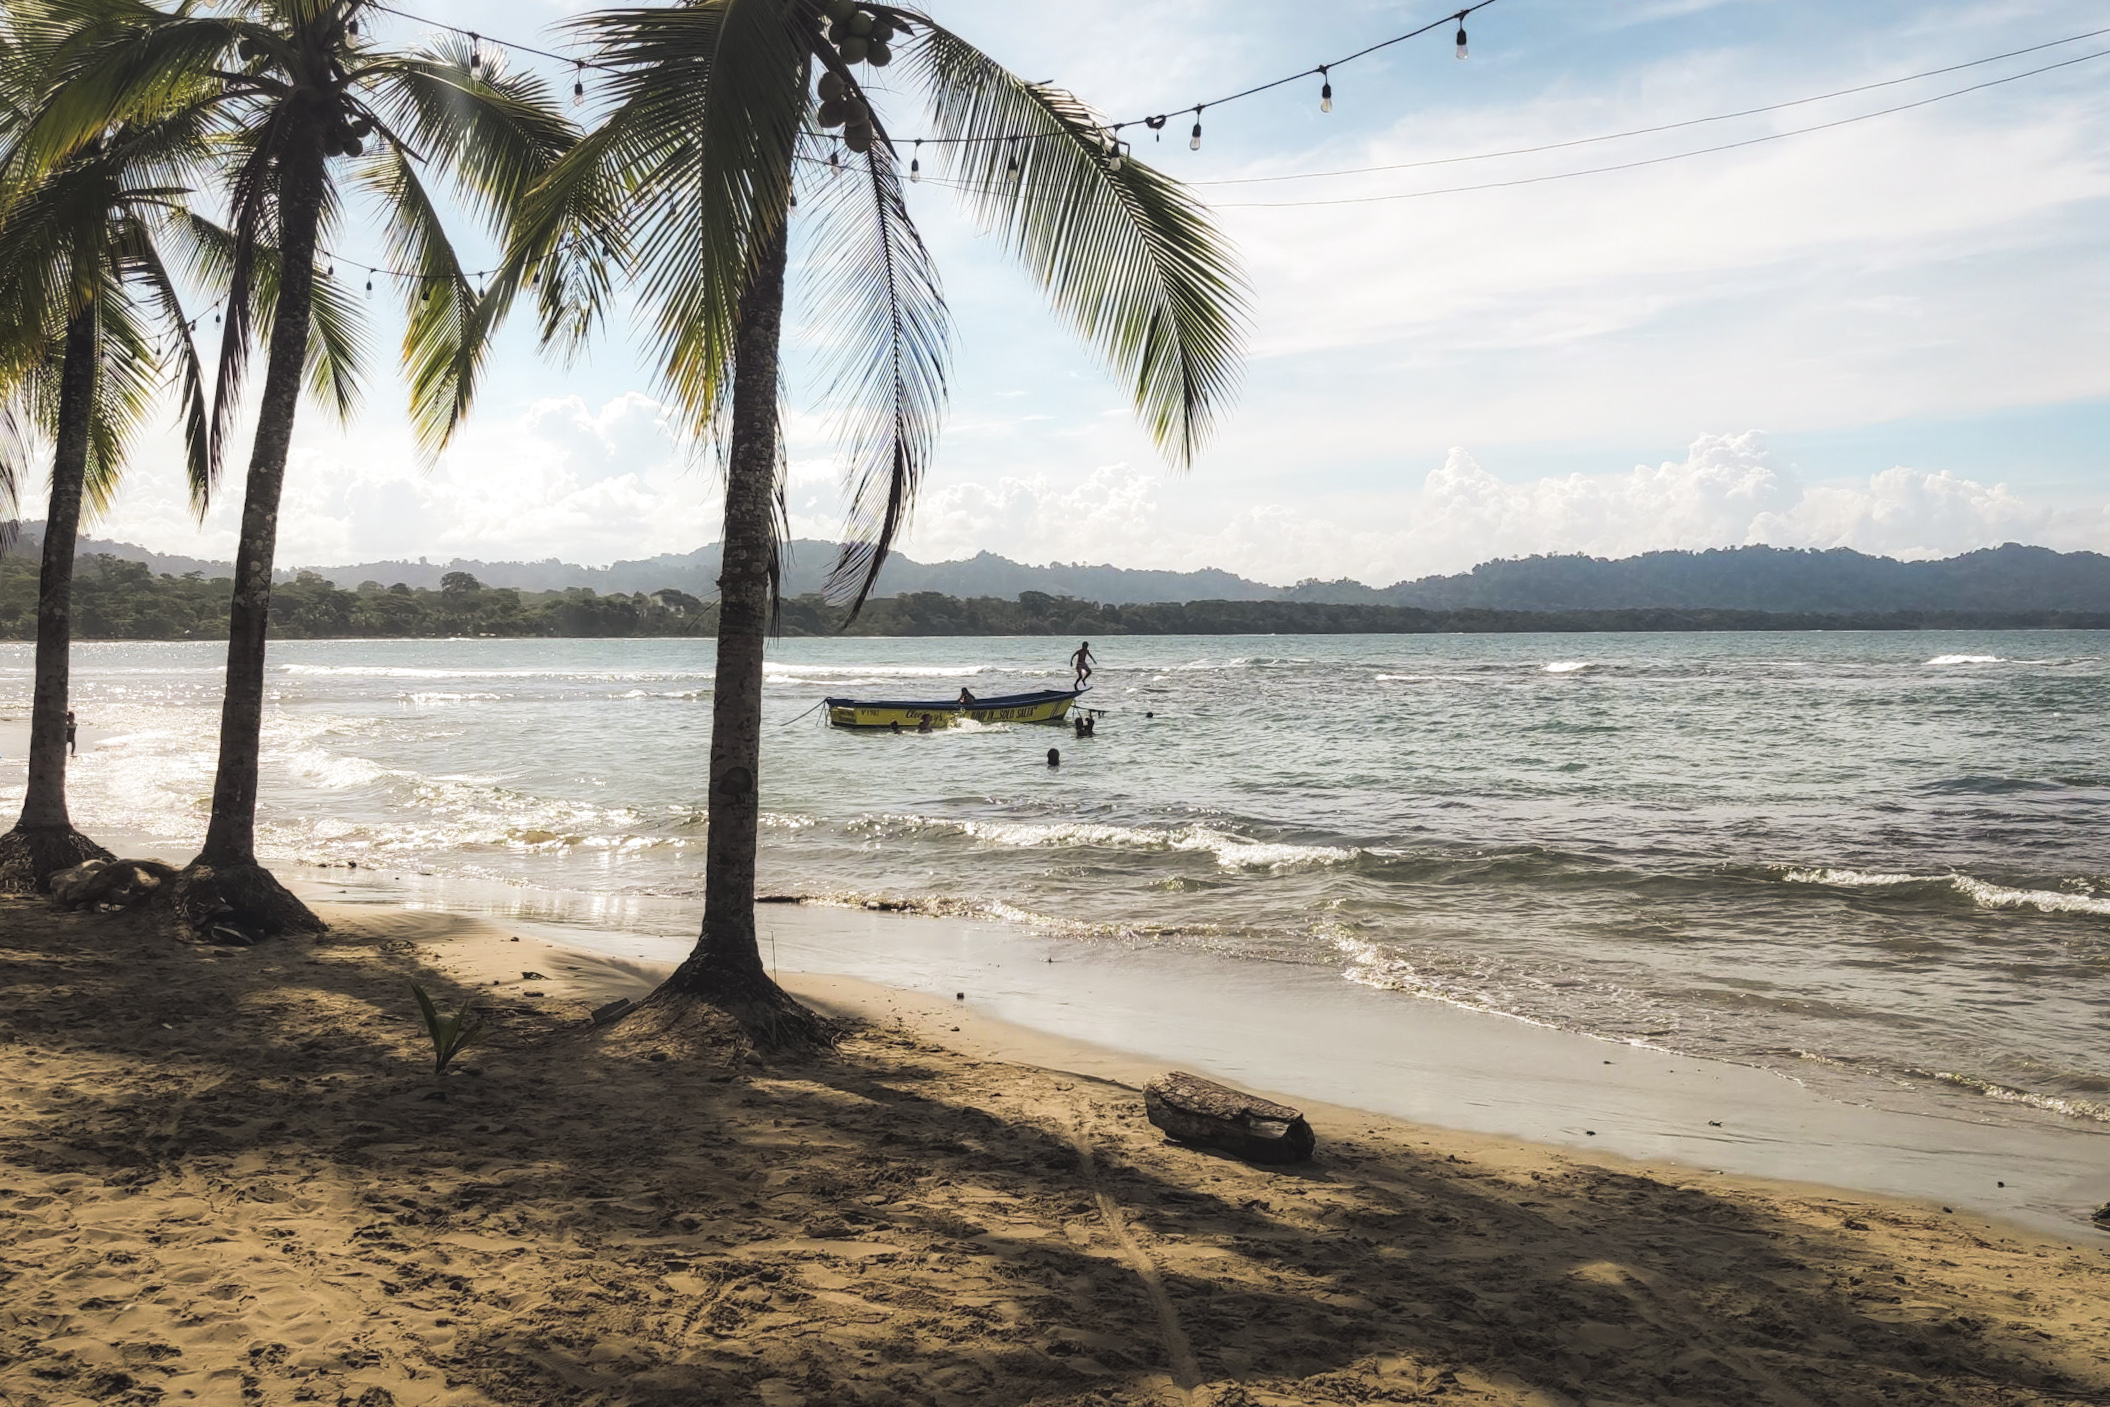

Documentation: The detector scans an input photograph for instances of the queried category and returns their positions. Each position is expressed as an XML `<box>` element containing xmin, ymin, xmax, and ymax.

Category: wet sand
<box><xmin>3</xmin><ymin>894</ymin><xmax>2107</xmax><ymax>1407</ymax></box>
<box><xmin>311</xmin><ymin>873</ymin><xmax>2110</xmax><ymax>1240</ymax></box>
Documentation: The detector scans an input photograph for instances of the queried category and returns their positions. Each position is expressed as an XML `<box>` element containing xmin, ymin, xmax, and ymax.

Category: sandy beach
<box><xmin>3</xmin><ymin>895</ymin><xmax>2108</xmax><ymax>1406</ymax></box>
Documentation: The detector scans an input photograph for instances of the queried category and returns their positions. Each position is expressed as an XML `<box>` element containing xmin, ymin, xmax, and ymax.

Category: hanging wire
<box><xmin>1194</xmin><ymin>22</ymin><xmax>2110</xmax><ymax>186</ymax></box>
<box><xmin>1214</xmin><ymin>44</ymin><xmax>2110</xmax><ymax>208</ymax></box>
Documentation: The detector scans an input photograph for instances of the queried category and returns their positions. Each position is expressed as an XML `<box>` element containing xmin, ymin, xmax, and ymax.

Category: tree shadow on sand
<box><xmin>0</xmin><ymin>903</ymin><xmax>2105</xmax><ymax>1407</ymax></box>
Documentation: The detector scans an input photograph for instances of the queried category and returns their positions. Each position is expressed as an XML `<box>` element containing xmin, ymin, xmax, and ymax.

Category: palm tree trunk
<box><xmin>180</xmin><ymin>129</ymin><xmax>326</xmax><ymax>937</ymax></box>
<box><xmin>0</xmin><ymin>306</ymin><xmax>116</xmax><ymax>891</ymax></box>
<box><xmin>660</xmin><ymin>221</ymin><xmax>823</xmax><ymax>1044</ymax></box>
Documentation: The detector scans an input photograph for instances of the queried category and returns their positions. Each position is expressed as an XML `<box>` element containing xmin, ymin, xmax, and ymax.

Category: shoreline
<box><xmin>13</xmin><ymin>812</ymin><xmax>2110</xmax><ymax>1243</ymax></box>
<box><xmin>329</xmin><ymin>871</ymin><xmax>2110</xmax><ymax>1247</ymax></box>
<box><xmin>5</xmin><ymin>891</ymin><xmax>2108</xmax><ymax>1407</ymax></box>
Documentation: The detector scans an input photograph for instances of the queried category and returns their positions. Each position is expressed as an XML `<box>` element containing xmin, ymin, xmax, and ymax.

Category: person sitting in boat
<box><xmin>957</xmin><ymin>687</ymin><xmax>977</xmax><ymax>707</ymax></box>
<box><xmin>917</xmin><ymin>713</ymin><xmax>934</xmax><ymax>733</ymax></box>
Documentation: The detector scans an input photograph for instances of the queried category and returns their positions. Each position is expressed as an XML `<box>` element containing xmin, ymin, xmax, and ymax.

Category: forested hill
<box><xmin>2</xmin><ymin>525</ymin><xmax>1281</xmax><ymax>604</ymax></box>
<box><xmin>6</xmin><ymin>525</ymin><xmax>2110</xmax><ymax>614</ymax></box>
<box><xmin>1289</xmin><ymin>543</ymin><xmax>2110</xmax><ymax>613</ymax></box>
<box><xmin>3</xmin><ymin>554</ymin><xmax>2106</xmax><ymax>641</ymax></box>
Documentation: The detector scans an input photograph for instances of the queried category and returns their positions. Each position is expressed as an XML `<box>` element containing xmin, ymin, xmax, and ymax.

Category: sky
<box><xmin>58</xmin><ymin>0</ymin><xmax>2110</xmax><ymax>586</ymax></box>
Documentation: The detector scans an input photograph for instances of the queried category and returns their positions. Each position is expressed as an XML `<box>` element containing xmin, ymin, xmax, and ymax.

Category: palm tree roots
<box><xmin>645</xmin><ymin>957</ymin><xmax>837</xmax><ymax>1057</ymax></box>
<box><xmin>0</xmin><ymin>824</ymin><xmax>116</xmax><ymax>894</ymax></box>
<box><xmin>173</xmin><ymin>861</ymin><xmax>327</xmax><ymax>943</ymax></box>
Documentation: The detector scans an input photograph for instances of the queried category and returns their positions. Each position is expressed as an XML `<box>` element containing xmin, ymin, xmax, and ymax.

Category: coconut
<box><xmin>823</xmin><ymin>0</ymin><xmax>856</xmax><ymax>18</ymax></box>
<box><xmin>817</xmin><ymin>70</ymin><xmax>846</xmax><ymax>101</ymax></box>
<box><xmin>826</xmin><ymin>18</ymin><xmax>851</xmax><ymax>43</ymax></box>
<box><xmin>817</xmin><ymin>97</ymin><xmax>847</xmax><ymax>128</ymax></box>
<box><xmin>840</xmin><ymin>95</ymin><xmax>869</xmax><ymax>124</ymax></box>
<box><xmin>847</xmin><ymin>10</ymin><xmax>874</xmax><ymax>36</ymax></box>
<box><xmin>838</xmin><ymin>35</ymin><xmax>869</xmax><ymax>63</ymax></box>
<box><xmin>843</xmin><ymin>123</ymin><xmax>874</xmax><ymax>154</ymax></box>
<box><xmin>867</xmin><ymin>41</ymin><xmax>892</xmax><ymax>66</ymax></box>
<box><xmin>869</xmin><ymin>17</ymin><xmax>895</xmax><ymax>43</ymax></box>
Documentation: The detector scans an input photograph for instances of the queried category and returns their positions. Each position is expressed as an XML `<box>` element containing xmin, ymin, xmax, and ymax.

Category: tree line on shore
<box><xmin>8</xmin><ymin>554</ymin><xmax>2105</xmax><ymax>641</ymax></box>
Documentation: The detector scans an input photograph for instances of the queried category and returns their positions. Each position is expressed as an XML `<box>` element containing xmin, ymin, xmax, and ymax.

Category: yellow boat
<box><xmin>824</xmin><ymin>687</ymin><xmax>1082</xmax><ymax>730</ymax></box>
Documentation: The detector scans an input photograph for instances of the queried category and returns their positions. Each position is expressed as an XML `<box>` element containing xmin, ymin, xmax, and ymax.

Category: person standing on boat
<box><xmin>1070</xmin><ymin>641</ymin><xmax>1096</xmax><ymax>691</ymax></box>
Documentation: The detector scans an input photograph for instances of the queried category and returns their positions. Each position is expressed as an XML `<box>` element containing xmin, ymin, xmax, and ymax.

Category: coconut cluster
<box><xmin>234</xmin><ymin>39</ymin><xmax>372</xmax><ymax>156</ymax></box>
<box><xmin>818</xmin><ymin>0</ymin><xmax>898</xmax><ymax>68</ymax></box>
<box><xmin>321</xmin><ymin>113</ymin><xmax>374</xmax><ymax>158</ymax></box>
<box><xmin>814</xmin><ymin>70</ymin><xmax>878</xmax><ymax>153</ymax></box>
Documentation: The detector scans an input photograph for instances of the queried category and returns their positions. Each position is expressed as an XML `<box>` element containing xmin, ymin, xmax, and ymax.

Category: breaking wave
<box><xmin>1780</xmin><ymin>867</ymin><xmax>2110</xmax><ymax>917</ymax></box>
<box><xmin>1928</xmin><ymin>1072</ymin><xmax>2110</xmax><ymax>1124</ymax></box>
<box><xmin>852</xmin><ymin>814</ymin><xmax>1365</xmax><ymax>871</ymax></box>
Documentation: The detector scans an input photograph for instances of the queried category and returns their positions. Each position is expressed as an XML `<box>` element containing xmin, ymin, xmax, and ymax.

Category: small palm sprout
<box><xmin>408</xmin><ymin>981</ymin><xmax>489</xmax><ymax>1076</ymax></box>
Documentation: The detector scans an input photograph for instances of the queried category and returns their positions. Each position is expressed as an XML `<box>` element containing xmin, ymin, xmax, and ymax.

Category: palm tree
<box><xmin>36</xmin><ymin>0</ymin><xmax>580</xmax><ymax>934</ymax></box>
<box><xmin>0</xmin><ymin>4</ymin><xmax>214</xmax><ymax>891</ymax></box>
<box><xmin>514</xmin><ymin>0</ymin><xmax>1246</xmax><ymax>1042</ymax></box>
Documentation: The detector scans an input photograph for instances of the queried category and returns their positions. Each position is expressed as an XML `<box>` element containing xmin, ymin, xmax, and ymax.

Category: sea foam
<box><xmin>1782</xmin><ymin>867</ymin><xmax>2110</xmax><ymax>917</ymax></box>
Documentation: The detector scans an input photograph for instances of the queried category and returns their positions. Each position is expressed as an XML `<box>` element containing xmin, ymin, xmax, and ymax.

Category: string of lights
<box><xmin>181</xmin><ymin>292</ymin><xmax>229</xmax><ymax>333</ymax></box>
<box><xmin>361</xmin><ymin>0</ymin><xmax>1501</xmax><ymax>152</ymax></box>
<box><xmin>320</xmin><ymin>0</ymin><xmax>1501</xmax><ymax>283</ymax></box>
<box><xmin>1213</xmin><ymin>44</ymin><xmax>2110</xmax><ymax>209</ymax></box>
<box><xmin>308</xmin><ymin>226</ymin><xmax>608</xmax><ymax>290</ymax></box>
<box><xmin>1193</xmin><ymin>23</ymin><xmax>2110</xmax><ymax>187</ymax></box>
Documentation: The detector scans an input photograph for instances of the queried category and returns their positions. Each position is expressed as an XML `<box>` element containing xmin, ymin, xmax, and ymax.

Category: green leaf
<box><xmin>902</xmin><ymin>12</ymin><xmax>1247</xmax><ymax>466</ymax></box>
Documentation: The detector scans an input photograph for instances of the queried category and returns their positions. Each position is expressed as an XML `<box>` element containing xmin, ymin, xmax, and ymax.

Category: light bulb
<box><xmin>1110</xmin><ymin>143</ymin><xmax>1124</xmax><ymax>172</ymax></box>
<box><xmin>1320</xmin><ymin>69</ymin><xmax>1332</xmax><ymax>113</ymax></box>
<box><xmin>910</xmin><ymin>157</ymin><xmax>920</xmax><ymax>182</ymax></box>
<box><xmin>1455</xmin><ymin>22</ymin><xmax>1468</xmax><ymax>59</ymax></box>
<box><xmin>1189</xmin><ymin>120</ymin><xmax>1201</xmax><ymax>151</ymax></box>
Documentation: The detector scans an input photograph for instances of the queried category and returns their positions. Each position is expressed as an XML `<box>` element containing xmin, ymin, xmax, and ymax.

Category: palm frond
<box><xmin>14</xmin><ymin>5</ymin><xmax>233</xmax><ymax>174</ymax></box>
<box><xmin>0</xmin><ymin>398</ymin><xmax>34</xmax><ymax>523</ymax></box>
<box><xmin>550</xmin><ymin>0</ymin><xmax>809</xmax><ymax>438</ymax></box>
<box><xmin>363</xmin><ymin>43</ymin><xmax>577</xmax><ymax>226</ymax></box>
<box><xmin>182</xmin><ymin>208</ymin><xmax>366</xmax><ymax>432</ymax></box>
<box><xmin>204</xmin><ymin>116</ymin><xmax>286</xmax><ymax>487</ymax></box>
<box><xmin>83</xmin><ymin>290</ymin><xmax>162</xmax><ymax>517</ymax></box>
<box><xmin>356</xmin><ymin>43</ymin><xmax>574</xmax><ymax>450</ymax></box>
<box><xmin>354</xmin><ymin>139</ymin><xmax>474</xmax><ymax>455</ymax></box>
<box><xmin>124</xmin><ymin>217</ymin><xmax>210</xmax><ymax>500</ymax></box>
<box><xmin>506</xmin><ymin>118</ymin><xmax>628</xmax><ymax>363</ymax></box>
<box><xmin>901</xmin><ymin>13</ymin><xmax>1246</xmax><ymax>466</ymax></box>
<box><xmin>799</xmin><ymin>132</ymin><xmax>949</xmax><ymax>615</ymax></box>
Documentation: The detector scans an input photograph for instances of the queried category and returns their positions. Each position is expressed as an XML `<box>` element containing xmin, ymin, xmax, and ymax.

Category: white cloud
<box><xmin>90</xmin><ymin>392</ymin><xmax>724</xmax><ymax>569</ymax></box>
<box><xmin>900</xmin><ymin>432</ymin><xmax>2109</xmax><ymax>584</ymax></box>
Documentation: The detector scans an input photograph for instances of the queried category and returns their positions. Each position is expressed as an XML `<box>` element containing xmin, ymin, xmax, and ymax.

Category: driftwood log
<box><xmin>1143</xmin><ymin>1072</ymin><xmax>1315</xmax><ymax>1164</ymax></box>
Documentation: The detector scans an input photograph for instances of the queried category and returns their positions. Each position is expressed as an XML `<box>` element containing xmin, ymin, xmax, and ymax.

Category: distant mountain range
<box><xmin>6</xmin><ymin>523</ymin><xmax>2110</xmax><ymax>614</ymax></box>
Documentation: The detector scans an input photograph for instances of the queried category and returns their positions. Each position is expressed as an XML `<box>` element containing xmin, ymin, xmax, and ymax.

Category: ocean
<box><xmin>4</xmin><ymin>630</ymin><xmax>2106</xmax><ymax>1132</ymax></box>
